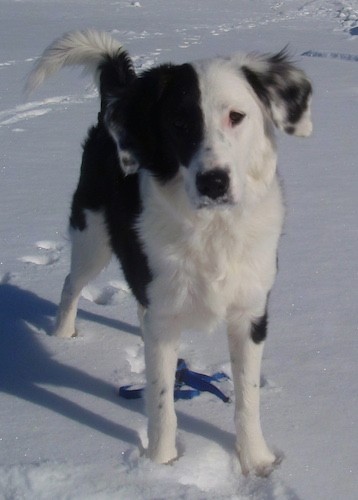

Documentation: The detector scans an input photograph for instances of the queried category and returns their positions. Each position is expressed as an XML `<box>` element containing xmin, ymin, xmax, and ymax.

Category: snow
<box><xmin>0</xmin><ymin>0</ymin><xmax>357</xmax><ymax>498</ymax></box>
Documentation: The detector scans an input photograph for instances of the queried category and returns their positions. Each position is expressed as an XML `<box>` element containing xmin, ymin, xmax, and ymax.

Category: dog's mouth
<box><xmin>196</xmin><ymin>194</ymin><xmax>237</xmax><ymax>210</ymax></box>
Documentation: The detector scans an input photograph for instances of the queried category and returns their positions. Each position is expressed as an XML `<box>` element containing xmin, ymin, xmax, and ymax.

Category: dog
<box><xmin>26</xmin><ymin>30</ymin><xmax>312</xmax><ymax>476</ymax></box>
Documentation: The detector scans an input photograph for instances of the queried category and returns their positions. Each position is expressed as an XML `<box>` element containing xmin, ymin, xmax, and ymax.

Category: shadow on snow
<box><xmin>0</xmin><ymin>283</ymin><xmax>236</xmax><ymax>454</ymax></box>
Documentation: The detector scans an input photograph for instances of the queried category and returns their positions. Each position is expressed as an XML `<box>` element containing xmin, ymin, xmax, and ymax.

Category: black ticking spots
<box><xmin>242</xmin><ymin>49</ymin><xmax>312</xmax><ymax>134</ymax></box>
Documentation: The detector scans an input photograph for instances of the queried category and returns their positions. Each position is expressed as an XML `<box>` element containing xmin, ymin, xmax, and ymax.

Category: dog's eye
<box><xmin>229</xmin><ymin>111</ymin><xmax>246</xmax><ymax>127</ymax></box>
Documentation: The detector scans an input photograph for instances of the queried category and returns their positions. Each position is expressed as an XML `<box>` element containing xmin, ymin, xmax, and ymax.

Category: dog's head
<box><xmin>104</xmin><ymin>49</ymin><xmax>312</xmax><ymax>209</ymax></box>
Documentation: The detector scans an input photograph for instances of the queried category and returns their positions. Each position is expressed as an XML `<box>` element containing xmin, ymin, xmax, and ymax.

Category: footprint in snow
<box><xmin>0</xmin><ymin>99</ymin><xmax>60</xmax><ymax>128</ymax></box>
<box><xmin>81</xmin><ymin>280</ymin><xmax>130</xmax><ymax>306</ymax></box>
<box><xmin>19</xmin><ymin>254</ymin><xmax>59</xmax><ymax>266</ymax></box>
<box><xmin>125</xmin><ymin>343</ymin><xmax>145</xmax><ymax>374</ymax></box>
<box><xmin>18</xmin><ymin>240</ymin><xmax>63</xmax><ymax>266</ymax></box>
<box><xmin>0</xmin><ymin>56</ymin><xmax>35</xmax><ymax>69</ymax></box>
<box><xmin>0</xmin><ymin>271</ymin><xmax>17</xmax><ymax>285</ymax></box>
<box><xmin>260</xmin><ymin>375</ymin><xmax>282</xmax><ymax>394</ymax></box>
<box><xmin>336</xmin><ymin>4</ymin><xmax>358</xmax><ymax>33</ymax></box>
<box><xmin>0</xmin><ymin>94</ymin><xmax>95</xmax><ymax>128</ymax></box>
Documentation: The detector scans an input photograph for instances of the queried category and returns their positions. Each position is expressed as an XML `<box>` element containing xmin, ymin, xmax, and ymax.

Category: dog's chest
<box><xmin>136</xmin><ymin>174</ymin><xmax>282</xmax><ymax>325</ymax></box>
<box><xmin>138</xmin><ymin>203</ymin><xmax>263</xmax><ymax>323</ymax></box>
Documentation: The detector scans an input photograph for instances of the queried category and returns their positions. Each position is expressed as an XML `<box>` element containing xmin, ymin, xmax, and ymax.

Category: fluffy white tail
<box><xmin>25</xmin><ymin>30</ymin><xmax>123</xmax><ymax>94</ymax></box>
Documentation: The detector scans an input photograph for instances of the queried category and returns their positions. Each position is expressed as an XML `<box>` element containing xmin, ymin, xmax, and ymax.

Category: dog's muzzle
<box><xmin>196</xmin><ymin>168</ymin><xmax>232</xmax><ymax>207</ymax></box>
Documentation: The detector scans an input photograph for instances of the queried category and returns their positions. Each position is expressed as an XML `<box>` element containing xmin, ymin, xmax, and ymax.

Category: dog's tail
<box><xmin>25</xmin><ymin>30</ymin><xmax>135</xmax><ymax>95</ymax></box>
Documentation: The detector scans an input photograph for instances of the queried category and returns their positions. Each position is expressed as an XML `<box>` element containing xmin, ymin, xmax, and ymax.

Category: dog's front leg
<box><xmin>227</xmin><ymin>314</ymin><xmax>278</xmax><ymax>476</ymax></box>
<box><xmin>143</xmin><ymin>312</ymin><xmax>180</xmax><ymax>464</ymax></box>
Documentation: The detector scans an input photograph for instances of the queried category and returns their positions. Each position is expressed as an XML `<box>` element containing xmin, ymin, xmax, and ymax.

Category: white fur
<box><xmin>25</xmin><ymin>30</ymin><xmax>123</xmax><ymax>94</ymax></box>
<box><xmin>55</xmin><ymin>210</ymin><xmax>111</xmax><ymax>338</ymax></box>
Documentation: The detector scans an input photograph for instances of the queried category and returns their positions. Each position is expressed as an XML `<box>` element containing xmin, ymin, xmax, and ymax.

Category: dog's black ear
<box><xmin>99</xmin><ymin>52</ymin><xmax>141</xmax><ymax>175</ymax></box>
<box><xmin>242</xmin><ymin>49</ymin><xmax>313</xmax><ymax>136</ymax></box>
<box><xmin>104</xmin><ymin>95</ymin><xmax>141</xmax><ymax>176</ymax></box>
<box><xmin>103</xmin><ymin>64</ymin><xmax>182</xmax><ymax>178</ymax></box>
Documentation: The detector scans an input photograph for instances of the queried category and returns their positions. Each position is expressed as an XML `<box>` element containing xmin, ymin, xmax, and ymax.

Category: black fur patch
<box><xmin>70</xmin><ymin>124</ymin><xmax>152</xmax><ymax>307</ymax></box>
<box><xmin>100</xmin><ymin>51</ymin><xmax>136</xmax><ymax>112</ymax></box>
<box><xmin>105</xmin><ymin>63</ymin><xmax>204</xmax><ymax>182</ymax></box>
<box><xmin>284</xmin><ymin>126</ymin><xmax>295</xmax><ymax>135</ymax></box>
<box><xmin>250</xmin><ymin>313</ymin><xmax>268</xmax><ymax>344</ymax></box>
<box><xmin>278</xmin><ymin>81</ymin><xmax>311</xmax><ymax>125</ymax></box>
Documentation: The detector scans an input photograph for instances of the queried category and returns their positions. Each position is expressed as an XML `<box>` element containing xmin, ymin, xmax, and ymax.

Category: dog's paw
<box><xmin>52</xmin><ymin>312</ymin><xmax>78</xmax><ymax>338</ymax></box>
<box><xmin>147</xmin><ymin>445</ymin><xmax>178</xmax><ymax>465</ymax></box>
<box><xmin>52</xmin><ymin>324</ymin><xmax>77</xmax><ymax>338</ymax></box>
<box><xmin>238</xmin><ymin>444</ymin><xmax>283</xmax><ymax>477</ymax></box>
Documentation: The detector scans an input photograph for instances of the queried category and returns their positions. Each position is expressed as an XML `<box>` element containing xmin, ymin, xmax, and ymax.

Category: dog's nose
<box><xmin>196</xmin><ymin>169</ymin><xmax>230</xmax><ymax>200</ymax></box>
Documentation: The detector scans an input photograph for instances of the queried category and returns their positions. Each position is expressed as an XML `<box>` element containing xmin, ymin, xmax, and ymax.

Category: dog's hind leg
<box><xmin>53</xmin><ymin>210</ymin><xmax>112</xmax><ymax>338</ymax></box>
<box><xmin>227</xmin><ymin>312</ymin><xmax>278</xmax><ymax>476</ymax></box>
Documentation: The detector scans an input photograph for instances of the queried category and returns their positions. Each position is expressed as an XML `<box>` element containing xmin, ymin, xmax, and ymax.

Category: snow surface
<box><xmin>1</xmin><ymin>1</ymin><xmax>357</xmax><ymax>498</ymax></box>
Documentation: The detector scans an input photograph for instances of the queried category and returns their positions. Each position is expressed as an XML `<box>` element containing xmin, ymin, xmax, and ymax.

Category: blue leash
<box><xmin>119</xmin><ymin>358</ymin><xmax>230</xmax><ymax>403</ymax></box>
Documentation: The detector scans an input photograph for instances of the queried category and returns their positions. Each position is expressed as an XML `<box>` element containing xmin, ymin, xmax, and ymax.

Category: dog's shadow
<box><xmin>0</xmin><ymin>283</ymin><xmax>235</xmax><ymax>453</ymax></box>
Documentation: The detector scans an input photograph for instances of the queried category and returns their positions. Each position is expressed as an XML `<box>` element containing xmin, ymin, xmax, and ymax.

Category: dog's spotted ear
<box><xmin>242</xmin><ymin>49</ymin><xmax>313</xmax><ymax>137</ymax></box>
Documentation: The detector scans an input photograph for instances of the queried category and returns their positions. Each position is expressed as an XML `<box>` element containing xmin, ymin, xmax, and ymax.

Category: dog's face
<box><xmin>104</xmin><ymin>50</ymin><xmax>312</xmax><ymax>209</ymax></box>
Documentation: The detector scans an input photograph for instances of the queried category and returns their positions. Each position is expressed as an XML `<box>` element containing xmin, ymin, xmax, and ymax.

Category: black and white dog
<box><xmin>27</xmin><ymin>30</ymin><xmax>312</xmax><ymax>476</ymax></box>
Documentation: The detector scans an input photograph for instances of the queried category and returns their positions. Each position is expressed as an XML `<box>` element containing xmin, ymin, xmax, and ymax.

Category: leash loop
<box><xmin>119</xmin><ymin>358</ymin><xmax>230</xmax><ymax>403</ymax></box>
